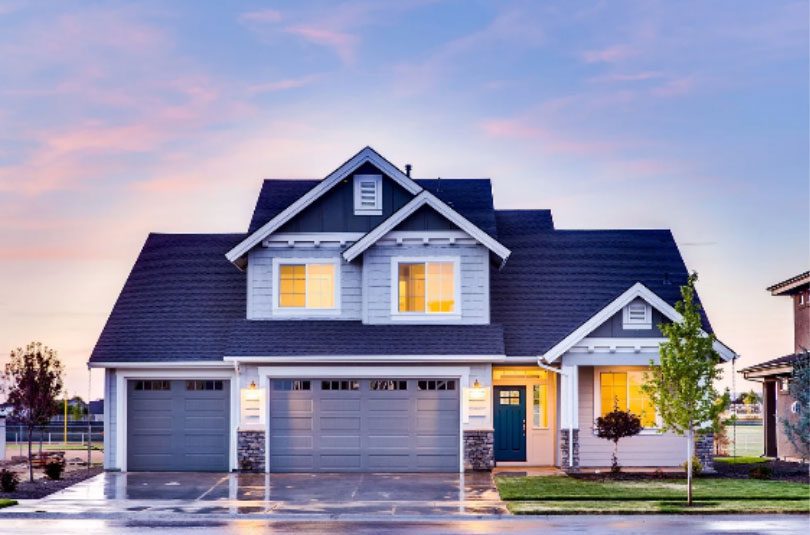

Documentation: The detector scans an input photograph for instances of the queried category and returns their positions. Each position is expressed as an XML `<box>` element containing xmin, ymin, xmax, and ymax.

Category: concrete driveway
<box><xmin>2</xmin><ymin>471</ymin><xmax>507</xmax><ymax>518</ymax></box>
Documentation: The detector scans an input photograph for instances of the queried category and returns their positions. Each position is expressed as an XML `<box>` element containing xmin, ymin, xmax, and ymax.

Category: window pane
<box><xmin>398</xmin><ymin>263</ymin><xmax>426</xmax><ymax>312</ymax></box>
<box><xmin>601</xmin><ymin>372</ymin><xmax>628</xmax><ymax>414</ymax></box>
<box><xmin>628</xmin><ymin>372</ymin><xmax>656</xmax><ymax>427</ymax></box>
<box><xmin>533</xmin><ymin>384</ymin><xmax>548</xmax><ymax>428</ymax></box>
<box><xmin>306</xmin><ymin>264</ymin><xmax>335</xmax><ymax>308</ymax></box>
<box><xmin>279</xmin><ymin>264</ymin><xmax>306</xmax><ymax>308</ymax></box>
<box><xmin>426</xmin><ymin>262</ymin><xmax>455</xmax><ymax>313</ymax></box>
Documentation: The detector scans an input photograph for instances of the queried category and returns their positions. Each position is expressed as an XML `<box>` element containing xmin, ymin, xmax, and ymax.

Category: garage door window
<box><xmin>134</xmin><ymin>380</ymin><xmax>170</xmax><ymax>391</ymax></box>
<box><xmin>322</xmin><ymin>380</ymin><xmax>359</xmax><ymax>391</ymax></box>
<box><xmin>417</xmin><ymin>380</ymin><xmax>455</xmax><ymax>391</ymax></box>
<box><xmin>370</xmin><ymin>380</ymin><xmax>407</xmax><ymax>391</ymax></box>
<box><xmin>274</xmin><ymin>380</ymin><xmax>311</xmax><ymax>391</ymax></box>
<box><xmin>186</xmin><ymin>380</ymin><xmax>224</xmax><ymax>391</ymax></box>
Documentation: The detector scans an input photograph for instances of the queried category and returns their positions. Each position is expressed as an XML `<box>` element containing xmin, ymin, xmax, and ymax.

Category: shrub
<box><xmin>681</xmin><ymin>455</ymin><xmax>703</xmax><ymax>476</ymax></box>
<box><xmin>595</xmin><ymin>407</ymin><xmax>642</xmax><ymax>473</ymax></box>
<box><xmin>44</xmin><ymin>459</ymin><xmax>65</xmax><ymax>480</ymax></box>
<box><xmin>0</xmin><ymin>469</ymin><xmax>20</xmax><ymax>492</ymax></box>
<box><xmin>749</xmin><ymin>465</ymin><xmax>773</xmax><ymax>480</ymax></box>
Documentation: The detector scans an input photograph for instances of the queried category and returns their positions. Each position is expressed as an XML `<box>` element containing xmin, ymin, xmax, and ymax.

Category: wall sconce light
<box><xmin>249</xmin><ymin>381</ymin><xmax>257</xmax><ymax>390</ymax></box>
<box><xmin>468</xmin><ymin>378</ymin><xmax>487</xmax><ymax>401</ymax></box>
<box><xmin>473</xmin><ymin>379</ymin><xmax>481</xmax><ymax>388</ymax></box>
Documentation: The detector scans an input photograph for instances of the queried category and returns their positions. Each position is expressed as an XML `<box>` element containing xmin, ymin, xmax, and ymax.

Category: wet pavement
<box><xmin>1</xmin><ymin>471</ymin><xmax>508</xmax><ymax>518</ymax></box>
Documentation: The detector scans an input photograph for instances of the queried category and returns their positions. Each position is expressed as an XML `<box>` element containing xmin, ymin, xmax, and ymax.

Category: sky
<box><xmin>0</xmin><ymin>0</ymin><xmax>807</xmax><ymax>400</ymax></box>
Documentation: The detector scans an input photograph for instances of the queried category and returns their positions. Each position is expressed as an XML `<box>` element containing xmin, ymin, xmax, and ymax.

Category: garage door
<box><xmin>127</xmin><ymin>379</ymin><xmax>230</xmax><ymax>471</ymax></box>
<box><xmin>268</xmin><ymin>378</ymin><xmax>459</xmax><ymax>472</ymax></box>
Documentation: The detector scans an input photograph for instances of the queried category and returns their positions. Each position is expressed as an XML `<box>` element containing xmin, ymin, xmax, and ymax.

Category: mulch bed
<box><xmin>714</xmin><ymin>459</ymin><xmax>809</xmax><ymax>484</ymax></box>
<box><xmin>0</xmin><ymin>466</ymin><xmax>103</xmax><ymax>499</ymax></box>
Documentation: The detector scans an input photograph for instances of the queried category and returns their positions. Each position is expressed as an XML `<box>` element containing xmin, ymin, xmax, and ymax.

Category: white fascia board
<box><xmin>543</xmin><ymin>282</ymin><xmax>737</xmax><ymax>363</ymax></box>
<box><xmin>342</xmin><ymin>190</ymin><xmax>511</xmax><ymax>263</ymax></box>
<box><xmin>224</xmin><ymin>355</ymin><xmax>507</xmax><ymax>363</ymax></box>
<box><xmin>88</xmin><ymin>360</ymin><xmax>233</xmax><ymax>369</ymax></box>
<box><xmin>226</xmin><ymin>147</ymin><xmax>422</xmax><ymax>265</ymax></box>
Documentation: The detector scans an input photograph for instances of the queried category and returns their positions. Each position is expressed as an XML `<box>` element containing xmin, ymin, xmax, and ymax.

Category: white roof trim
<box><xmin>226</xmin><ymin>146</ymin><xmax>422</xmax><ymax>265</ymax></box>
<box><xmin>543</xmin><ymin>282</ymin><xmax>736</xmax><ymax>363</ymax></box>
<box><xmin>224</xmin><ymin>355</ymin><xmax>507</xmax><ymax>363</ymax></box>
<box><xmin>342</xmin><ymin>190</ymin><xmax>511</xmax><ymax>263</ymax></box>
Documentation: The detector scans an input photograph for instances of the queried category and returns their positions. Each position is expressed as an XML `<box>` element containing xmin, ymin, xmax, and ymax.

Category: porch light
<box><xmin>240</xmin><ymin>382</ymin><xmax>266</xmax><ymax>428</ymax></box>
<box><xmin>468</xmin><ymin>379</ymin><xmax>487</xmax><ymax>401</ymax></box>
<box><xmin>249</xmin><ymin>381</ymin><xmax>257</xmax><ymax>389</ymax></box>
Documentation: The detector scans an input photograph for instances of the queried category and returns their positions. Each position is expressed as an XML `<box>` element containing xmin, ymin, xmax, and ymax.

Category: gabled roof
<box><xmin>227</xmin><ymin>146</ymin><xmax>422</xmax><ymax>266</ymax></box>
<box><xmin>541</xmin><ymin>282</ymin><xmax>735</xmax><ymax>362</ymax></box>
<box><xmin>342</xmin><ymin>190</ymin><xmax>511</xmax><ymax>263</ymax></box>
<box><xmin>740</xmin><ymin>352</ymin><xmax>803</xmax><ymax>377</ymax></box>
<box><xmin>767</xmin><ymin>271</ymin><xmax>810</xmax><ymax>296</ymax></box>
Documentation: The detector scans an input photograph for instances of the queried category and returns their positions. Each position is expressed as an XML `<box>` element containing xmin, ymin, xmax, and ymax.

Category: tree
<box><xmin>595</xmin><ymin>406</ymin><xmax>642</xmax><ymax>473</ymax></box>
<box><xmin>782</xmin><ymin>351</ymin><xmax>810</xmax><ymax>460</ymax></box>
<box><xmin>742</xmin><ymin>389</ymin><xmax>761</xmax><ymax>405</ymax></box>
<box><xmin>642</xmin><ymin>273</ymin><xmax>723</xmax><ymax>505</ymax></box>
<box><xmin>1</xmin><ymin>342</ymin><xmax>64</xmax><ymax>482</ymax></box>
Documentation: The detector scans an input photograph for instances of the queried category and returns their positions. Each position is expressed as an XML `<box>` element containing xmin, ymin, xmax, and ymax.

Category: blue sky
<box><xmin>0</xmin><ymin>0</ymin><xmax>807</xmax><ymax>398</ymax></box>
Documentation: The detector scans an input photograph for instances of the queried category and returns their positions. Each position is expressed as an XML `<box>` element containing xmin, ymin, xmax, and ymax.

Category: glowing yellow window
<box><xmin>532</xmin><ymin>382</ymin><xmax>548</xmax><ymax>428</ymax></box>
<box><xmin>628</xmin><ymin>372</ymin><xmax>657</xmax><ymax>427</ymax></box>
<box><xmin>397</xmin><ymin>261</ymin><xmax>455</xmax><ymax>314</ymax></box>
<box><xmin>600</xmin><ymin>371</ymin><xmax>657</xmax><ymax>427</ymax></box>
<box><xmin>600</xmin><ymin>372</ymin><xmax>628</xmax><ymax>414</ymax></box>
<box><xmin>278</xmin><ymin>263</ymin><xmax>335</xmax><ymax>309</ymax></box>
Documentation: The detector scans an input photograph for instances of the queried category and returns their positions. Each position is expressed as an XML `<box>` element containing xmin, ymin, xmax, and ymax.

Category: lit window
<box><xmin>278</xmin><ymin>263</ymin><xmax>335</xmax><ymax>309</ymax></box>
<box><xmin>354</xmin><ymin>174</ymin><xmax>382</xmax><ymax>214</ymax></box>
<box><xmin>398</xmin><ymin>261</ymin><xmax>455</xmax><ymax>313</ymax></box>
<box><xmin>533</xmin><ymin>382</ymin><xmax>548</xmax><ymax>428</ymax></box>
<box><xmin>600</xmin><ymin>371</ymin><xmax>656</xmax><ymax>427</ymax></box>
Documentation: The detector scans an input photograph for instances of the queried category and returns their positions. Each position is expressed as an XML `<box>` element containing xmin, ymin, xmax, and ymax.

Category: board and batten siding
<box><xmin>248</xmin><ymin>247</ymin><xmax>362</xmax><ymax>320</ymax></box>
<box><xmin>104</xmin><ymin>368</ymin><xmax>117</xmax><ymax>469</ymax></box>
<box><xmin>589</xmin><ymin>297</ymin><xmax>668</xmax><ymax>338</ymax></box>
<box><xmin>362</xmin><ymin>243</ymin><xmax>490</xmax><ymax>324</ymax></box>
<box><xmin>577</xmin><ymin>366</ymin><xmax>687</xmax><ymax>467</ymax></box>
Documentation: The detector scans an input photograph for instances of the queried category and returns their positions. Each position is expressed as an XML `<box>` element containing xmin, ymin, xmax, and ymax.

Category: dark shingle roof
<box><xmin>740</xmin><ymin>353</ymin><xmax>805</xmax><ymax>375</ymax></box>
<box><xmin>492</xmin><ymin>211</ymin><xmax>707</xmax><ymax>356</ymax></box>
<box><xmin>247</xmin><ymin>178</ymin><xmax>499</xmax><ymax>237</ymax></box>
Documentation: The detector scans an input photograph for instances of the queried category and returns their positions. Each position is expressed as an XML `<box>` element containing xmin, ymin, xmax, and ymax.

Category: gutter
<box><xmin>535</xmin><ymin>357</ymin><xmax>575</xmax><ymax>468</ymax></box>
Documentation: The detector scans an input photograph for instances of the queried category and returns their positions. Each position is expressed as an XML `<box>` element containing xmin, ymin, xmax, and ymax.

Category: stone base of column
<box><xmin>695</xmin><ymin>433</ymin><xmax>715</xmax><ymax>473</ymax></box>
<box><xmin>237</xmin><ymin>429</ymin><xmax>266</xmax><ymax>473</ymax></box>
<box><xmin>560</xmin><ymin>429</ymin><xmax>580</xmax><ymax>472</ymax></box>
<box><xmin>463</xmin><ymin>430</ymin><xmax>494</xmax><ymax>471</ymax></box>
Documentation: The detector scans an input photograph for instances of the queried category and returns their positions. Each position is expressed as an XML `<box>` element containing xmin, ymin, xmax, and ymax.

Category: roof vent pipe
<box><xmin>404</xmin><ymin>164</ymin><xmax>412</xmax><ymax>177</ymax></box>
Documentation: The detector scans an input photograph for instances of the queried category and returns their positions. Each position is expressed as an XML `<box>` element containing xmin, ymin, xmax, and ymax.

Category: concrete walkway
<box><xmin>1</xmin><ymin>471</ymin><xmax>508</xmax><ymax>518</ymax></box>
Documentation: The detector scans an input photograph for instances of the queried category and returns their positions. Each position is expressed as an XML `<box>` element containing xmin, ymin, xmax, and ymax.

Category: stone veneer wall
<box><xmin>237</xmin><ymin>430</ymin><xmax>266</xmax><ymax>473</ymax></box>
<box><xmin>463</xmin><ymin>430</ymin><xmax>494</xmax><ymax>470</ymax></box>
<box><xmin>560</xmin><ymin>429</ymin><xmax>580</xmax><ymax>471</ymax></box>
<box><xmin>695</xmin><ymin>433</ymin><xmax>715</xmax><ymax>473</ymax></box>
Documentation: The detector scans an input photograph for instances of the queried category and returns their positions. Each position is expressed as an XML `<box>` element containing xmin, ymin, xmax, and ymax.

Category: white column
<box><xmin>560</xmin><ymin>361</ymin><xmax>579</xmax><ymax>430</ymax></box>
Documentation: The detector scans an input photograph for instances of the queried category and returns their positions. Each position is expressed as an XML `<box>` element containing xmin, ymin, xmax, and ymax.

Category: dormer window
<box><xmin>354</xmin><ymin>174</ymin><xmax>382</xmax><ymax>215</ymax></box>
<box><xmin>622</xmin><ymin>302</ymin><xmax>652</xmax><ymax>330</ymax></box>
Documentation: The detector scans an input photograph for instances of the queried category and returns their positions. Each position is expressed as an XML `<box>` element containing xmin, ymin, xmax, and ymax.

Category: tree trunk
<box><xmin>27</xmin><ymin>425</ymin><xmax>33</xmax><ymax>483</ymax></box>
<box><xmin>687</xmin><ymin>425</ymin><xmax>694</xmax><ymax>506</ymax></box>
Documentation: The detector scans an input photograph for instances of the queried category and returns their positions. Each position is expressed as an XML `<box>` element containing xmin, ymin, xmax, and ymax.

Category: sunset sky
<box><xmin>0</xmin><ymin>1</ymin><xmax>807</xmax><ymax>400</ymax></box>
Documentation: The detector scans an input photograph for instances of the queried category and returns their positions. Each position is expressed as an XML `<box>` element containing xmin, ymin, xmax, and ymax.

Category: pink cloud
<box><xmin>581</xmin><ymin>44</ymin><xmax>636</xmax><ymax>64</ymax></box>
<box><xmin>589</xmin><ymin>71</ymin><xmax>664</xmax><ymax>83</ymax></box>
<box><xmin>480</xmin><ymin>118</ymin><xmax>616</xmax><ymax>155</ymax></box>
<box><xmin>239</xmin><ymin>9</ymin><xmax>283</xmax><ymax>24</ymax></box>
<box><xmin>651</xmin><ymin>76</ymin><xmax>696</xmax><ymax>97</ymax></box>
<box><xmin>285</xmin><ymin>25</ymin><xmax>358</xmax><ymax>64</ymax></box>
<box><xmin>246</xmin><ymin>74</ymin><xmax>321</xmax><ymax>94</ymax></box>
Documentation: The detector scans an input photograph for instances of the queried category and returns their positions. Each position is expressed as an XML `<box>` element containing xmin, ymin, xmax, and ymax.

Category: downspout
<box><xmin>536</xmin><ymin>358</ymin><xmax>574</xmax><ymax>468</ymax></box>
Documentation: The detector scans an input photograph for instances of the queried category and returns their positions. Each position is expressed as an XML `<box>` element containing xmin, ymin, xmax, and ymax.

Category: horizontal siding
<box><xmin>248</xmin><ymin>247</ymin><xmax>362</xmax><ymax>320</ymax></box>
<box><xmin>363</xmin><ymin>243</ymin><xmax>490</xmax><ymax>325</ymax></box>
<box><xmin>577</xmin><ymin>366</ymin><xmax>687</xmax><ymax>467</ymax></box>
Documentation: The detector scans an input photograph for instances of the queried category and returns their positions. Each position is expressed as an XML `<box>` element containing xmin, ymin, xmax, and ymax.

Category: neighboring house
<box><xmin>89</xmin><ymin>399</ymin><xmax>104</xmax><ymax>422</ymax></box>
<box><xmin>0</xmin><ymin>402</ymin><xmax>13</xmax><ymax>418</ymax></box>
<box><xmin>741</xmin><ymin>271</ymin><xmax>809</xmax><ymax>460</ymax></box>
<box><xmin>88</xmin><ymin>147</ymin><xmax>735</xmax><ymax>473</ymax></box>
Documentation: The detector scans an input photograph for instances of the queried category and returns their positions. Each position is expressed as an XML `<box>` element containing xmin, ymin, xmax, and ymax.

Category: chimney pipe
<box><xmin>404</xmin><ymin>164</ymin><xmax>412</xmax><ymax>177</ymax></box>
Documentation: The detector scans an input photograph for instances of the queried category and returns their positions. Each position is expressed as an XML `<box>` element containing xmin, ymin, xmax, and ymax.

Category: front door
<box><xmin>494</xmin><ymin>386</ymin><xmax>526</xmax><ymax>462</ymax></box>
<box><xmin>764</xmin><ymin>380</ymin><xmax>777</xmax><ymax>457</ymax></box>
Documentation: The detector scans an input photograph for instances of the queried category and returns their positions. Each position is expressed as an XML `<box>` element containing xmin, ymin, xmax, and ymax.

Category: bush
<box><xmin>44</xmin><ymin>459</ymin><xmax>65</xmax><ymax>480</ymax></box>
<box><xmin>749</xmin><ymin>465</ymin><xmax>773</xmax><ymax>480</ymax></box>
<box><xmin>0</xmin><ymin>469</ymin><xmax>20</xmax><ymax>492</ymax></box>
<box><xmin>681</xmin><ymin>455</ymin><xmax>703</xmax><ymax>476</ymax></box>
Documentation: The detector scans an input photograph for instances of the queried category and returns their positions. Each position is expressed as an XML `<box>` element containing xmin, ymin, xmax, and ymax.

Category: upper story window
<box><xmin>622</xmin><ymin>302</ymin><xmax>652</xmax><ymax>330</ymax></box>
<box><xmin>392</xmin><ymin>257</ymin><xmax>460</xmax><ymax>318</ymax></box>
<box><xmin>353</xmin><ymin>174</ymin><xmax>382</xmax><ymax>215</ymax></box>
<box><xmin>272</xmin><ymin>258</ymin><xmax>339</xmax><ymax>314</ymax></box>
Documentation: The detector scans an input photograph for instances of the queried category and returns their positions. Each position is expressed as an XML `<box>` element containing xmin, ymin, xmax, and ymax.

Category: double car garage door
<box><xmin>126</xmin><ymin>377</ymin><xmax>459</xmax><ymax>472</ymax></box>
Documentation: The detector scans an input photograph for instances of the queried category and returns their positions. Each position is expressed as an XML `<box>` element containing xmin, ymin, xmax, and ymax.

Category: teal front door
<box><xmin>494</xmin><ymin>386</ymin><xmax>526</xmax><ymax>462</ymax></box>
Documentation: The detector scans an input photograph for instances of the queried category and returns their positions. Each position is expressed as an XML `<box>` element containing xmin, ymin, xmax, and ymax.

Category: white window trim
<box><xmin>593</xmin><ymin>366</ymin><xmax>662</xmax><ymax>435</ymax></box>
<box><xmin>389</xmin><ymin>256</ymin><xmax>462</xmax><ymax>321</ymax></box>
<box><xmin>353</xmin><ymin>174</ymin><xmax>382</xmax><ymax>215</ymax></box>
<box><xmin>271</xmin><ymin>257</ymin><xmax>341</xmax><ymax>316</ymax></box>
<box><xmin>622</xmin><ymin>302</ymin><xmax>652</xmax><ymax>330</ymax></box>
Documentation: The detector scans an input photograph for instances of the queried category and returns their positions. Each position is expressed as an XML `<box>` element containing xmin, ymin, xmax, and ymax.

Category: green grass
<box><xmin>40</xmin><ymin>444</ymin><xmax>102</xmax><ymax>451</ymax></box>
<box><xmin>714</xmin><ymin>456</ymin><xmax>770</xmax><ymax>465</ymax></box>
<box><xmin>507</xmin><ymin>499</ymin><xmax>810</xmax><ymax>515</ymax></box>
<box><xmin>496</xmin><ymin>476</ymin><xmax>810</xmax><ymax>501</ymax></box>
<box><xmin>0</xmin><ymin>500</ymin><xmax>18</xmax><ymax>510</ymax></box>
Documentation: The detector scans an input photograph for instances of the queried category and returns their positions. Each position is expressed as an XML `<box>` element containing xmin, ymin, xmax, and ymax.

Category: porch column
<box><xmin>559</xmin><ymin>362</ymin><xmax>579</xmax><ymax>470</ymax></box>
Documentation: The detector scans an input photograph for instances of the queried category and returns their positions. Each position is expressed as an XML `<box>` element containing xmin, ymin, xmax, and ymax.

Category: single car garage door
<box><xmin>127</xmin><ymin>379</ymin><xmax>230</xmax><ymax>471</ymax></box>
<box><xmin>268</xmin><ymin>378</ymin><xmax>459</xmax><ymax>472</ymax></box>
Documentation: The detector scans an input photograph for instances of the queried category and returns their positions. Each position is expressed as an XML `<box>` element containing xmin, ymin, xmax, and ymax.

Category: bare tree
<box><xmin>1</xmin><ymin>342</ymin><xmax>64</xmax><ymax>482</ymax></box>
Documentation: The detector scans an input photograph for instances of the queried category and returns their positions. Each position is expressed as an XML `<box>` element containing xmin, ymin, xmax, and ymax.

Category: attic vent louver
<box><xmin>353</xmin><ymin>174</ymin><xmax>382</xmax><ymax>215</ymax></box>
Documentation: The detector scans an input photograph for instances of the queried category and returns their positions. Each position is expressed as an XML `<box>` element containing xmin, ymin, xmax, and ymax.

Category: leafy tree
<box><xmin>642</xmin><ymin>273</ymin><xmax>723</xmax><ymax>505</ymax></box>
<box><xmin>595</xmin><ymin>406</ymin><xmax>642</xmax><ymax>473</ymax></box>
<box><xmin>742</xmin><ymin>389</ymin><xmax>761</xmax><ymax>405</ymax></box>
<box><xmin>782</xmin><ymin>351</ymin><xmax>810</xmax><ymax>460</ymax></box>
<box><xmin>1</xmin><ymin>342</ymin><xmax>64</xmax><ymax>482</ymax></box>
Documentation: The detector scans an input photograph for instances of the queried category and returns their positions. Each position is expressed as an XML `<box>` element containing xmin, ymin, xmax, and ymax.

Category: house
<box><xmin>88</xmin><ymin>147</ymin><xmax>735</xmax><ymax>473</ymax></box>
<box><xmin>89</xmin><ymin>399</ymin><xmax>104</xmax><ymax>422</ymax></box>
<box><xmin>741</xmin><ymin>271</ymin><xmax>809</xmax><ymax>460</ymax></box>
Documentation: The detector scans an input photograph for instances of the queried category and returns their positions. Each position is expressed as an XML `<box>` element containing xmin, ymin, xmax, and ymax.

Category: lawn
<box><xmin>714</xmin><ymin>456</ymin><xmax>769</xmax><ymax>465</ymax></box>
<box><xmin>496</xmin><ymin>476</ymin><xmax>810</xmax><ymax>515</ymax></box>
<box><xmin>0</xmin><ymin>500</ymin><xmax>18</xmax><ymax>509</ymax></box>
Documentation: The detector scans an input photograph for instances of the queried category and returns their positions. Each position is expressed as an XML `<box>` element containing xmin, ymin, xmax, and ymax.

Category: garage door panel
<box><xmin>272</xmin><ymin>455</ymin><xmax>315</xmax><ymax>470</ymax></box>
<box><xmin>320</xmin><ymin>416</ymin><xmax>360</xmax><ymax>431</ymax></box>
<box><xmin>319</xmin><ymin>398</ymin><xmax>361</xmax><ymax>411</ymax></box>
<box><xmin>320</xmin><ymin>454</ymin><xmax>362</xmax><ymax>469</ymax></box>
<box><xmin>320</xmin><ymin>434</ymin><xmax>360</xmax><ymax>448</ymax></box>
<box><xmin>184</xmin><ymin>398</ymin><xmax>226</xmax><ymax>411</ymax></box>
<box><xmin>270</xmin><ymin>399</ymin><xmax>313</xmax><ymax>412</ymax></box>
<box><xmin>366</xmin><ymin>416</ymin><xmax>409</xmax><ymax>431</ymax></box>
<box><xmin>130</xmin><ymin>398</ymin><xmax>172</xmax><ymax>411</ymax></box>
<box><xmin>366</xmin><ymin>398</ymin><xmax>409</xmax><ymax>411</ymax></box>
<box><xmin>417</xmin><ymin>455</ymin><xmax>458</xmax><ymax>469</ymax></box>
<box><xmin>366</xmin><ymin>435</ymin><xmax>410</xmax><ymax>448</ymax></box>
<box><xmin>415</xmin><ymin>434</ymin><xmax>458</xmax><ymax>449</ymax></box>
<box><xmin>416</xmin><ymin>398</ymin><xmax>458</xmax><ymax>410</ymax></box>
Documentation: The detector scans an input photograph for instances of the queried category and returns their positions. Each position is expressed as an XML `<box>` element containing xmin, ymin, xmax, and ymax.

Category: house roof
<box><xmin>740</xmin><ymin>353</ymin><xmax>804</xmax><ymax>377</ymax></box>
<box><xmin>767</xmin><ymin>271</ymin><xmax>810</xmax><ymax>296</ymax></box>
